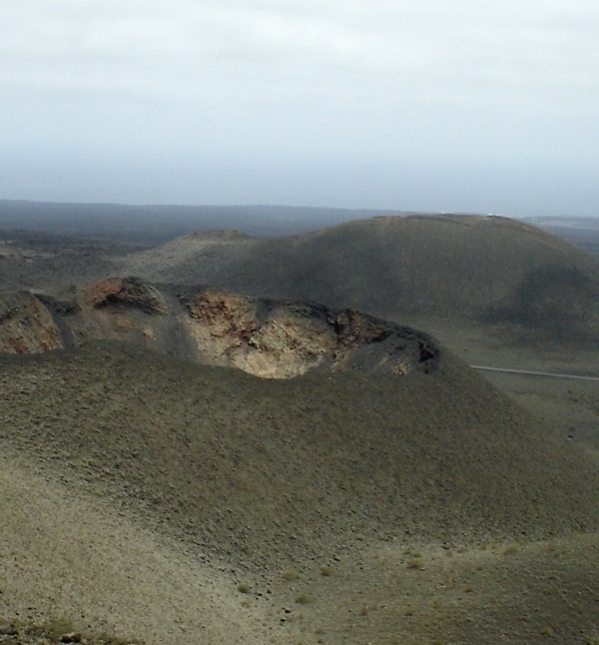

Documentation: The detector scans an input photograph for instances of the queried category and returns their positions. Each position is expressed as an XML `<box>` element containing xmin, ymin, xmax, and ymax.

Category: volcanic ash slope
<box><xmin>1</xmin><ymin>342</ymin><xmax>598</xmax><ymax>565</ymax></box>
<box><xmin>120</xmin><ymin>214</ymin><xmax>599</xmax><ymax>340</ymax></box>
<box><xmin>1</xmin><ymin>342</ymin><xmax>599</xmax><ymax>643</ymax></box>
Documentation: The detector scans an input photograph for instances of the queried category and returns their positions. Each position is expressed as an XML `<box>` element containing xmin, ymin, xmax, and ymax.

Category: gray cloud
<box><xmin>1</xmin><ymin>1</ymin><xmax>598</xmax><ymax>214</ymax></box>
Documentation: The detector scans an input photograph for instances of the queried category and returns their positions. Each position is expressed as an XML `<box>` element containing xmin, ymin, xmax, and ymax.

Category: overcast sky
<box><xmin>1</xmin><ymin>1</ymin><xmax>598</xmax><ymax>216</ymax></box>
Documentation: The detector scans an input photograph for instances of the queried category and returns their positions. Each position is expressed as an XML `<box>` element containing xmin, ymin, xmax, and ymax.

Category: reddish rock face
<box><xmin>180</xmin><ymin>288</ymin><xmax>439</xmax><ymax>379</ymax></box>
<box><xmin>0</xmin><ymin>293</ymin><xmax>63</xmax><ymax>354</ymax></box>
<box><xmin>0</xmin><ymin>280</ymin><xmax>439</xmax><ymax>379</ymax></box>
<box><xmin>184</xmin><ymin>290</ymin><xmax>260</xmax><ymax>341</ymax></box>
<box><xmin>80</xmin><ymin>277</ymin><xmax>168</xmax><ymax>315</ymax></box>
<box><xmin>180</xmin><ymin>290</ymin><xmax>339</xmax><ymax>378</ymax></box>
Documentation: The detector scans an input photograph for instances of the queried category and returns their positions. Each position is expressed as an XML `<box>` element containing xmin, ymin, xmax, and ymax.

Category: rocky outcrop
<box><xmin>180</xmin><ymin>288</ymin><xmax>439</xmax><ymax>378</ymax></box>
<box><xmin>0</xmin><ymin>292</ymin><xmax>63</xmax><ymax>354</ymax></box>
<box><xmin>333</xmin><ymin>308</ymin><xmax>439</xmax><ymax>375</ymax></box>
<box><xmin>181</xmin><ymin>290</ymin><xmax>338</xmax><ymax>378</ymax></box>
<box><xmin>0</xmin><ymin>281</ymin><xmax>440</xmax><ymax>378</ymax></box>
<box><xmin>80</xmin><ymin>277</ymin><xmax>167</xmax><ymax>315</ymax></box>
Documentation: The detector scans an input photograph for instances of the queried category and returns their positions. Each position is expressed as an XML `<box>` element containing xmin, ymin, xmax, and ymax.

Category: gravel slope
<box><xmin>1</xmin><ymin>343</ymin><xmax>599</xmax><ymax>644</ymax></box>
<box><xmin>119</xmin><ymin>215</ymin><xmax>599</xmax><ymax>343</ymax></box>
<box><xmin>0</xmin><ymin>446</ymin><xmax>266</xmax><ymax>645</ymax></box>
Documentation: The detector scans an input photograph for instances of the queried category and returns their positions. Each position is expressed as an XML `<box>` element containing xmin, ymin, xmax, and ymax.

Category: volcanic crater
<box><xmin>0</xmin><ymin>277</ymin><xmax>440</xmax><ymax>379</ymax></box>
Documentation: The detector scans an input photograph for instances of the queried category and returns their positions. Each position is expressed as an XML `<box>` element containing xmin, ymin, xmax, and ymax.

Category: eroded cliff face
<box><xmin>0</xmin><ymin>293</ymin><xmax>63</xmax><ymax>354</ymax></box>
<box><xmin>180</xmin><ymin>291</ymin><xmax>338</xmax><ymax>378</ymax></box>
<box><xmin>0</xmin><ymin>279</ymin><xmax>440</xmax><ymax>378</ymax></box>
<box><xmin>180</xmin><ymin>289</ymin><xmax>439</xmax><ymax>378</ymax></box>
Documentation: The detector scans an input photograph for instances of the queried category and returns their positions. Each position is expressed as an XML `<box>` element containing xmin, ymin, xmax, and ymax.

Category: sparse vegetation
<box><xmin>41</xmin><ymin>618</ymin><xmax>77</xmax><ymax>642</ymax></box>
<box><xmin>2</xmin><ymin>214</ymin><xmax>599</xmax><ymax>645</ymax></box>
<box><xmin>295</xmin><ymin>593</ymin><xmax>314</xmax><ymax>605</ymax></box>
<box><xmin>0</xmin><ymin>618</ymin><xmax>143</xmax><ymax>645</ymax></box>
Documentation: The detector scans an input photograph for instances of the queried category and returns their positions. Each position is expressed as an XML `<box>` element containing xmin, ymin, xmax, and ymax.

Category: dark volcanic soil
<box><xmin>1</xmin><ymin>342</ymin><xmax>599</xmax><ymax>644</ymax></box>
<box><xmin>1</xmin><ymin>342</ymin><xmax>597</xmax><ymax>567</ymax></box>
<box><xmin>119</xmin><ymin>215</ymin><xmax>599</xmax><ymax>344</ymax></box>
<box><xmin>1</xmin><ymin>213</ymin><xmax>599</xmax><ymax>644</ymax></box>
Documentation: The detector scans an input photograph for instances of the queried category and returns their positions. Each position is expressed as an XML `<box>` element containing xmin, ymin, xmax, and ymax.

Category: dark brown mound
<box><xmin>122</xmin><ymin>215</ymin><xmax>599</xmax><ymax>342</ymax></box>
<box><xmin>1</xmin><ymin>342</ymin><xmax>597</xmax><ymax>570</ymax></box>
<box><xmin>80</xmin><ymin>277</ymin><xmax>167</xmax><ymax>315</ymax></box>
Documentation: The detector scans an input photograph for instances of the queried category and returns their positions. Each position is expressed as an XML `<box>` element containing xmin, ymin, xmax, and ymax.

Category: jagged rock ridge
<box><xmin>0</xmin><ymin>278</ymin><xmax>440</xmax><ymax>379</ymax></box>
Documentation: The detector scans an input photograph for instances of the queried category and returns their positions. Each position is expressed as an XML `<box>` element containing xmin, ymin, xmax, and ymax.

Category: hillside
<box><xmin>2</xmin><ymin>341</ymin><xmax>599</xmax><ymax>643</ymax></box>
<box><xmin>1</xmin><ymin>212</ymin><xmax>599</xmax><ymax>644</ymax></box>
<box><xmin>525</xmin><ymin>216</ymin><xmax>599</xmax><ymax>256</ymax></box>
<box><xmin>120</xmin><ymin>215</ymin><xmax>599</xmax><ymax>344</ymax></box>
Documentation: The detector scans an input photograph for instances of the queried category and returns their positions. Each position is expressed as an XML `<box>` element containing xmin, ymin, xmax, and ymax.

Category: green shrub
<box><xmin>295</xmin><ymin>593</ymin><xmax>313</xmax><ymax>604</ymax></box>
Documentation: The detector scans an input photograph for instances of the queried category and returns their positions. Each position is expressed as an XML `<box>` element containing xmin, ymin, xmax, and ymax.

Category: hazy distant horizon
<box><xmin>2</xmin><ymin>2</ymin><xmax>598</xmax><ymax>218</ymax></box>
<box><xmin>3</xmin><ymin>152</ymin><xmax>599</xmax><ymax>219</ymax></box>
<box><xmin>1</xmin><ymin>196</ymin><xmax>597</xmax><ymax>222</ymax></box>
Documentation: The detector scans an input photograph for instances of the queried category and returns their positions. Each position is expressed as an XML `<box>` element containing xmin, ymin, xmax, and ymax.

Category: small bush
<box><xmin>541</xmin><ymin>626</ymin><xmax>554</xmax><ymax>637</ymax></box>
<box><xmin>238</xmin><ymin>583</ymin><xmax>250</xmax><ymax>594</ymax></box>
<box><xmin>42</xmin><ymin>618</ymin><xmax>76</xmax><ymax>642</ymax></box>
<box><xmin>295</xmin><ymin>593</ymin><xmax>313</xmax><ymax>605</ymax></box>
<box><xmin>320</xmin><ymin>565</ymin><xmax>333</xmax><ymax>577</ymax></box>
<box><xmin>282</xmin><ymin>570</ymin><xmax>299</xmax><ymax>581</ymax></box>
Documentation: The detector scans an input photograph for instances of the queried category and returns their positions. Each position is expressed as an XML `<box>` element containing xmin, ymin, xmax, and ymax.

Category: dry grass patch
<box><xmin>295</xmin><ymin>593</ymin><xmax>314</xmax><ymax>605</ymax></box>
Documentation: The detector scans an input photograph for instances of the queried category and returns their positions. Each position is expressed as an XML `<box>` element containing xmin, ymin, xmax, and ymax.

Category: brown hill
<box><xmin>120</xmin><ymin>215</ymin><xmax>599</xmax><ymax>344</ymax></box>
<box><xmin>2</xmin><ymin>342</ymin><xmax>599</xmax><ymax>643</ymax></box>
<box><xmin>1</xmin><ymin>214</ymin><xmax>599</xmax><ymax>644</ymax></box>
<box><xmin>2</xmin><ymin>342</ymin><xmax>597</xmax><ymax>565</ymax></box>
